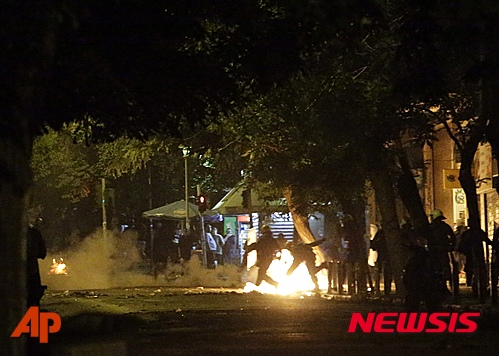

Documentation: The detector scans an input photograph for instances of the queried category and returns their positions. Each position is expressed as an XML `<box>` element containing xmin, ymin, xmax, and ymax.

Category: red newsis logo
<box><xmin>348</xmin><ymin>312</ymin><xmax>480</xmax><ymax>333</ymax></box>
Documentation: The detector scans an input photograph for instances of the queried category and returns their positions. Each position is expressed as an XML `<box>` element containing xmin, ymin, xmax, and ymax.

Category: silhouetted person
<box><xmin>370</xmin><ymin>228</ymin><xmax>393</xmax><ymax>295</ymax></box>
<box><xmin>152</xmin><ymin>222</ymin><xmax>170</xmax><ymax>279</ymax></box>
<box><xmin>170</xmin><ymin>226</ymin><xmax>181</xmax><ymax>264</ymax></box>
<box><xmin>240</xmin><ymin>238</ymin><xmax>250</xmax><ymax>271</ymax></box>
<box><xmin>399</xmin><ymin>219</ymin><xmax>415</xmax><ymax>272</ymax></box>
<box><xmin>338</xmin><ymin>214</ymin><xmax>368</xmax><ymax>293</ymax></box>
<box><xmin>222</xmin><ymin>228</ymin><xmax>237</xmax><ymax>265</ymax></box>
<box><xmin>428</xmin><ymin>209</ymin><xmax>455</xmax><ymax>293</ymax></box>
<box><xmin>27</xmin><ymin>226</ymin><xmax>47</xmax><ymax>306</ymax></box>
<box><xmin>403</xmin><ymin>232</ymin><xmax>445</xmax><ymax>311</ymax></box>
<box><xmin>245</xmin><ymin>225</ymin><xmax>279</xmax><ymax>288</ymax></box>
<box><xmin>456</xmin><ymin>224</ymin><xmax>472</xmax><ymax>286</ymax></box>
<box><xmin>454</xmin><ymin>221</ymin><xmax>467</xmax><ymax>268</ymax></box>
<box><xmin>458</xmin><ymin>226</ymin><xmax>490</xmax><ymax>294</ymax></box>
<box><xmin>285</xmin><ymin>239</ymin><xmax>327</xmax><ymax>291</ymax></box>
<box><xmin>179</xmin><ymin>229</ymin><xmax>195</xmax><ymax>262</ymax></box>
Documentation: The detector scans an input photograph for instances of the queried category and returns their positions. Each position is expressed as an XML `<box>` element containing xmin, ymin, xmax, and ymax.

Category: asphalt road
<box><xmin>38</xmin><ymin>287</ymin><xmax>499</xmax><ymax>356</ymax></box>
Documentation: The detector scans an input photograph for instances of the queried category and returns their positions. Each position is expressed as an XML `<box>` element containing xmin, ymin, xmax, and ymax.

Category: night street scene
<box><xmin>3</xmin><ymin>1</ymin><xmax>499</xmax><ymax>355</ymax></box>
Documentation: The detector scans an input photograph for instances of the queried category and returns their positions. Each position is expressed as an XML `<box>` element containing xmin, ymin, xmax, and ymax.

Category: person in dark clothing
<box><xmin>399</xmin><ymin>219</ymin><xmax>415</xmax><ymax>268</ymax></box>
<box><xmin>152</xmin><ymin>222</ymin><xmax>171</xmax><ymax>278</ymax></box>
<box><xmin>458</xmin><ymin>226</ymin><xmax>490</xmax><ymax>290</ymax></box>
<box><xmin>179</xmin><ymin>229</ymin><xmax>195</xmax><ymax>262</ymax></box>
<box><xmin>428</xmin><ymin>209</ymin><xmax>455</xmax><ymax>292</ymax></box>
<box><xmin>170</xmin><ymin>227</ymin><xmax>181</xmax><ymax>264</ymax></box>
<box><xmin>245</xmin><ymin>225</ymin><xmax>279</xmax><ymax>288</ymax></box>
<box><xmin>453</xmin><ymin>221</ymin><xmax>468</xmax><ymax>279</ymax></box>
<box><xmin>456</xmin><ymin>225</ymin><xmax>473</xmax><ymax>286</ymax></box>
<box><xmin>26</xmin><ymin>226</ymin><xmax>49</xmax><ymax>356</ymax></box>
<box><xmin>338</xmin><ymin>214</ymin><xmax>368</xmax><ymax>293</ymax></box>
<box><xmin>285</xmin><ymin>239</ymin><xmax>327</xmax><ymax>291</ymax></box>
<box><xmin>222</xmin><ymin>228</ymin><xmax>237</xmax><ymax>265</ymax></box>
<box><xmin>370</xmin><ymin>228</ymin><xmax>393</xmax><ymax>295</ymax></box>
<box><xmin>27</xmin><ymin>226</ymin><xmax>47</xmax><ymax>306</ymax></box>
<box><xmin>403</xmin><ymin>232</ymin><xmax>445</xmax><ymax>311</ymax></box>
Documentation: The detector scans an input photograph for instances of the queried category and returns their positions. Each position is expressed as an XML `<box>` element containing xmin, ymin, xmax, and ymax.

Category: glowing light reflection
<box><xmin>244</xmin><ymin>249</ymin><xmax>328</xmax><ymax>295</ymax></box>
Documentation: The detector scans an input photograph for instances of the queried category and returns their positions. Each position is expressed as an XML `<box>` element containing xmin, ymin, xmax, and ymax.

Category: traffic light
<box><xmin>241</xmin><ymin>190</ymin><xmax>250</xmax><ymax>209</ymax></box>
<box><xmin>197</xmin><ymin>194</ymin><xmax>207</xmax><ymax>213</ymax></box>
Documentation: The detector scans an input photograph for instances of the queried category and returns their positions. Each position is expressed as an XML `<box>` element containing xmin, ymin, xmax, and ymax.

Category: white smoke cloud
<box><xmin>40</xmin><ymin>229</ymin><xmax>244</xmax><ymax>291</ymax></box>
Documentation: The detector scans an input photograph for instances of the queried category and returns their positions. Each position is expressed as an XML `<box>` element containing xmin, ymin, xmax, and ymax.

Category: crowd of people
<box><xmin>27</xmin><ymin>209</ymin><xmax>499</xmax><ymax>313</ymax></box>
<box><xmin>236</xmin><ymin>208</ymin><xmax>497</xmax><ymax>310</ymax></box>
<box><xmin>370</xmin><ymin>209</ymin><xmax>499</xmax><ymax>310</ymax></box>
<box><xmin>151</xmin><ymin>221</ymin><xmax>241</xmax><ymax>274</ymax></box>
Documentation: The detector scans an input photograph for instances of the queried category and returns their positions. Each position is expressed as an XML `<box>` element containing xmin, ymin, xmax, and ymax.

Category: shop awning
<box><xmin>212</xmin><ymin>182</ymin><xmax>287</xmax><ymax>215</ymax></box>
<box><xmin>142</xmin><ymin>200</ymin><xmax>200</xmax><ymax>219</ymax></box>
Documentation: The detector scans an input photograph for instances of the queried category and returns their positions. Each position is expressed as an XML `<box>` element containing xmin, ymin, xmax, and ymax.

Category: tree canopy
<box><xmin>0</xmin><ymin>0</ymin><xmax>381</xmax><ymax>141</ymax></box>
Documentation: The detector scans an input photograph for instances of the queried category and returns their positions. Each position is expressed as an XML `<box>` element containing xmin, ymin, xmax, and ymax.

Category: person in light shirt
<box><xmin>212</xmin><ymin>226</ymin><xmax>225</xmax><ymax>266</ymax></box>
<box><xmin>205</xmin><ymin>224</ymin><xmax>218</xmax><ymax>268</ymax></box>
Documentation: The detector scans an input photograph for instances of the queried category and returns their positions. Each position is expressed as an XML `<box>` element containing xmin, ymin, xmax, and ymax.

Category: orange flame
<box><xmin>243</xmin><ymin>249</ymin><xmax>328</xmax><ymax>295</ymax></box>
<box><xmin>49</xmin><ymin>258</ymin><xmax>67</xmax><ymax>275</ymax></box>
<box><xmin>242</xmin><ymin>228</ymin><xmax>329</xmax><ymax>295</ymax></box>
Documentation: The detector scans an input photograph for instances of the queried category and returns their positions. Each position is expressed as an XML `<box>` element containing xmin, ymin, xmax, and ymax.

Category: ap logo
<box><xmin>11</xmin><ymin>306</ymin><xmax>61</xmax><ymax>343</ymax></box>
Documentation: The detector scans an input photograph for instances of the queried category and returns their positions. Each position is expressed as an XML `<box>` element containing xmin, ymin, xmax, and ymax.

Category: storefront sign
<box><xmin>443</xmin><ymin>169</ymin><xmax>461</xmax><ymax>189</ymax></box>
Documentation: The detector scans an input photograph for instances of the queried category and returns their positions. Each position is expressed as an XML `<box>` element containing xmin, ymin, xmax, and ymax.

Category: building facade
<box><xmin>424</xmin><ymin>128</ymin><xmax>499</xmax><ymax>239</ymax></box>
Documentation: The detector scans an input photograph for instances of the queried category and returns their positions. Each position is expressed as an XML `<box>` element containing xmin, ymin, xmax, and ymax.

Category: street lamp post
<box><xmin>182</xmin><ymin>146</ymin><xmax>190</xmax><ymax>232</ymax></box>
<box><xmin>181</xmin><ymin>145</ymin><xmax>207</xmax><ymax>267</ymax></box>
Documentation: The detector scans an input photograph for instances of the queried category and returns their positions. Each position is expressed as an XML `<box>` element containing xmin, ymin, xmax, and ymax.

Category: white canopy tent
<box><xmin>142</xmin><ymin>200</ymin><xmax>200</xmax><ymax>219</ymax></box>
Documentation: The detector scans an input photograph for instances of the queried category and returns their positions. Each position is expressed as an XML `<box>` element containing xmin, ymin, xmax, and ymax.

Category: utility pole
<box><xmin>248</xmin><ymin>187</ymin><xmax>253</xmax><ymax>228</ymax></box>
<box><xmin>148</xmin><ymin>165</ymin><xmax>154</xmax><ymax>272</ymax></box>
<box><xmin>197</xmin><ymin>184</ymin><xmax>207</xmax><ymax>266</ymax></box>
<box><xmin>182</xmin><ymin>146</ymin><xmax>190</xmax><ymax>232</ymax></box>
<box><xmin>101</xmin><ymin>178</ymin><xmax>107</xmax><ymax>241</ymax></box>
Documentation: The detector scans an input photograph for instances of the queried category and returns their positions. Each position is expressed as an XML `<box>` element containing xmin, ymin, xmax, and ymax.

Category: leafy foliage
<box><xmin>31</xmin><ymin>0</ymin><xmax>379</xmax><ymax>140</ymax></box>
<box><xmin>31</xmin><ymin>126</ymin><xmax>93</xmax><ymax>202</ymax></box>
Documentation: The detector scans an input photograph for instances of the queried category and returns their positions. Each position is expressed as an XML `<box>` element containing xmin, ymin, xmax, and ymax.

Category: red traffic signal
<box><xmin>197</xmin><ymin>195</ymin><xmax>207</xmax><ymax>213</ymax></box>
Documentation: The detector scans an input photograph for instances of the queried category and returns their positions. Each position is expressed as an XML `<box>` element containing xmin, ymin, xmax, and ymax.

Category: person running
<box><xmin>245</xmin><ymin>225</ymin><xmax>280</xmax><ymax>288</ymax></box>
<box><xmin>285</xmin><ymin>239</ymin><xmax>327</xmax><ymax>291</ymax></box>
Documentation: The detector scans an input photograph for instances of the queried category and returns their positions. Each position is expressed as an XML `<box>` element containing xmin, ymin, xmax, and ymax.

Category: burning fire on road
<box><xmin>243</xmin><ymin>249</ymin><xmax>328</xmax><ymax>295</ymax></box>
<box><xmin>49</xmin><ymin>258</ymin><xmax>68</xmax><ymax>275</ymax></box>
<box><xmin>243</xmin><ymin>228</ymin><xmax>328</xmax><ymax>295</ymax></box>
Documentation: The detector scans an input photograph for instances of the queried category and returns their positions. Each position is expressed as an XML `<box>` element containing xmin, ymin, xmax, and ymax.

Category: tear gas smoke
<box><xmin>40</xmin><ymin>229</ymin><xmax>244</xmax><ymax>291</ymax></box>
